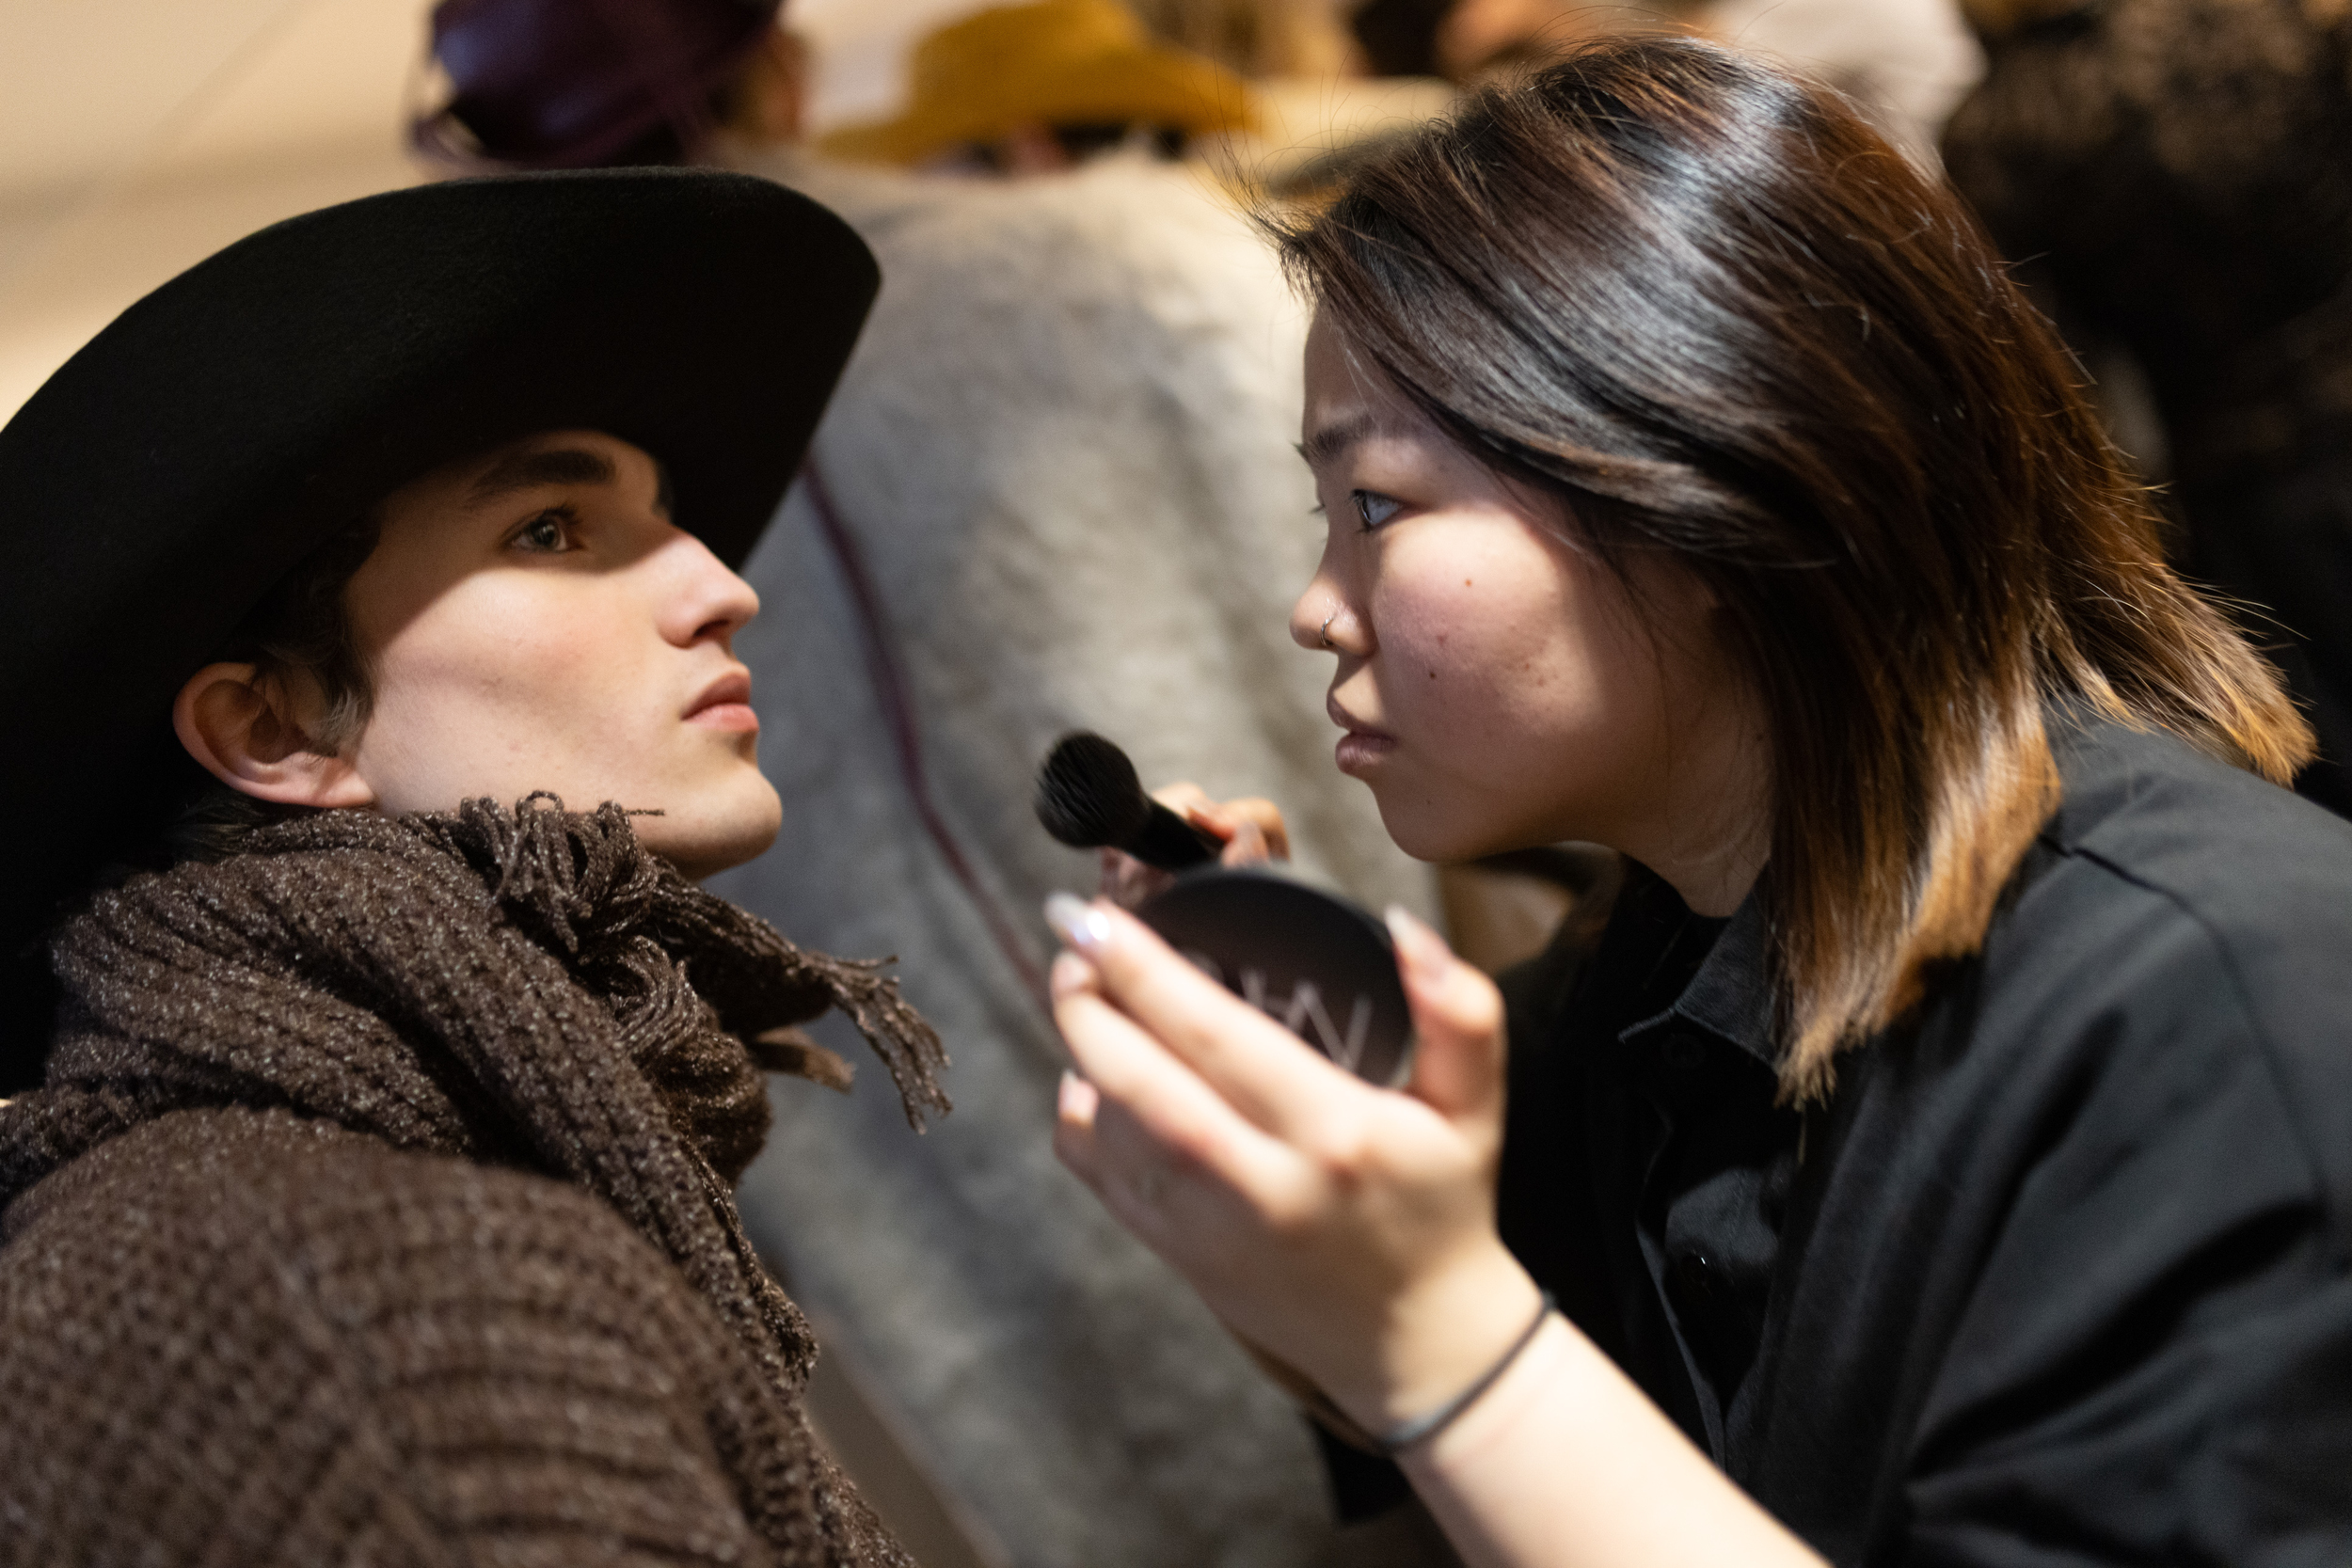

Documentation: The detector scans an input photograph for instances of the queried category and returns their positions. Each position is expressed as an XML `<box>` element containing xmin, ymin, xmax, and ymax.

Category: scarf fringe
<box><xmin>3</xmin><ymin>797</ymin><xmax>950</xmax><ymax>1418</ymax></box>
<box><xmin>429</xmin><ymin>794</ymin><xmax>950</xmax><ymax>1131</ymax></box>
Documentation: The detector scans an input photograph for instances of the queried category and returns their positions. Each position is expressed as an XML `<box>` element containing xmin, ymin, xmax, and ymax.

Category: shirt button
<box><xmin>1661</xmin><ymin>1033</ymin><xmax>1705</xmax><ymax>1075</ymax></box>
<box><xmin>1670</xmin><ymin>1251</ymin><xmax>1723</xmax><ymax>1304</ymax></box>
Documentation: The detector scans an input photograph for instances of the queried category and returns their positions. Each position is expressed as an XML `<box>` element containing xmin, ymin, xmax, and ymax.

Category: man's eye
<box><xmin>512</xmin><ymin>508</ymin><xmax>574</xmax><ymax>553</ymax></box>
<box><xmin>1352</xmin><ymin>491</ymin><xmax>1403</xmax><ymax>531</ymax></box>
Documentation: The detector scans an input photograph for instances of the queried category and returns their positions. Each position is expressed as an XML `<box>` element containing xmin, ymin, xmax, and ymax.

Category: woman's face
<box><xmin>341</xmin><ymin>429</ymin><xmax>781</xmax><ymax>879</ymax></box>
<box><xmin>1292</xmin><ymin>314</ymin><xmax>1765</xmax><ymax>903</ymax></box>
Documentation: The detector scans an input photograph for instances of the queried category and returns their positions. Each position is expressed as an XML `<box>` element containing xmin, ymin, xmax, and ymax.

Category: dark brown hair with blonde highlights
<box><xmin>1275</xmin><ymin>37</ymin><xmax>2312</xmax><ymax>1097</ymax></box>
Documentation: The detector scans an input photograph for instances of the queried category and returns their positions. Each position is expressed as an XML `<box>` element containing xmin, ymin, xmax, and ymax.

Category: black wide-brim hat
<box><xmin>0</xmin><ymin>167</ymin><xmax>879</xmax><ymax>1087</ymax></box>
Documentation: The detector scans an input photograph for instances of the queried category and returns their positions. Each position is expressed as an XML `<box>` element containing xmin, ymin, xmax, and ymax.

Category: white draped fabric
<box><xmin>711</xmin><ymin>148</ymin><xmax>1440</xmax><ymax>1568</ymax></box>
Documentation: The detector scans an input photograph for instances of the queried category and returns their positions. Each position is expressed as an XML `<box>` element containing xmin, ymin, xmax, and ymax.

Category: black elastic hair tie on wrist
<box><xmin>1375</xmin><ymin>1291</ymin><xmax>1558</xmax><ymax>1455</ymax></box>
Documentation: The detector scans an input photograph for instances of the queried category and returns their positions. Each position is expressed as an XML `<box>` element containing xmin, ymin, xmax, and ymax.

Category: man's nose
<box><xmin>659</xmin><ymin>529</ymin><xmax>761</xmax><ymax>645</ymax></box>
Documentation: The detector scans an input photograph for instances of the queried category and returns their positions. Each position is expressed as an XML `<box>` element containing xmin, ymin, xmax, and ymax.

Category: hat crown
<box><xmin>823</xmin><ymin>0</ymin><xmax>1255</xmax><ymax>164</ymax></box>
<box><xmin>907</xmin><ymin>0</ymin><xmax>1151</xmax><ymax>99</ymax></box>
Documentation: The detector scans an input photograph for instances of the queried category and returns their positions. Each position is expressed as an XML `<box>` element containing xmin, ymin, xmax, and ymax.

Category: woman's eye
<box><xmin>1351</xmin><ymin>491</ymin><xmax>1403</xmax><ymax>531</ymax></box>
<box><xmin>511</xmin><ymin>508</ymin><xmax>575</xmax><ymax>553</ymax></box>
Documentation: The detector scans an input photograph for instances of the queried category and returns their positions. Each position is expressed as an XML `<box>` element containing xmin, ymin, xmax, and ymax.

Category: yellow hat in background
<box><xmin>820</xmin><ymin>0</ymin><xmax>1259</xmax><ymax>166</ymax></box>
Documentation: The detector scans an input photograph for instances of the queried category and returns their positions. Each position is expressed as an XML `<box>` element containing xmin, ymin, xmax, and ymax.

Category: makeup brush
<box><xmin>1033</xmin><ymin>731</ymin><xmax>1222</xmax><ymax>870</ymax></box>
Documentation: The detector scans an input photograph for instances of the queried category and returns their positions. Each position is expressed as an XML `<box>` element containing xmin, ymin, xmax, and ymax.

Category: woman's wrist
<box><xmin>1327</xmin><ymin>1243</ymin><xmax>1549</xmax><ymax>1436</ymax></box>
<box><xmin>1393</xmin><ymin>1307</ymin><xmax>1831</xmax><ymax>1568</ymax></box>
<box><xmin>1401</xmin><ymin>1309</ymin><xmax>1581</xmax><ymax>1473</ymax></box>
<box><xmin>1372</xmin><ymin>1288</ymin><xmax>1555</xmax><ymax>1453</ymax></box>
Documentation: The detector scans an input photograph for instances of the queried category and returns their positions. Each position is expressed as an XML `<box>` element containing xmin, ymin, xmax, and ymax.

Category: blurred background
<box><xmin>0</xmin><ymin>0</ymin><xmax>1983</xmax><ymax>421</ymax></box>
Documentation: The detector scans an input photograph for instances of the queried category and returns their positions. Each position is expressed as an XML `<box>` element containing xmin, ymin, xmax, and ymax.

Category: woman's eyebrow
<box><xmin>466</xmin><ymin>446</ymin><xmax>616</xmax><ymax>505</ymax></box>
<box><xmin>1295</xmin><ymin>412</ymin><xmax>1392</xmax><ymax>470</ymax></box>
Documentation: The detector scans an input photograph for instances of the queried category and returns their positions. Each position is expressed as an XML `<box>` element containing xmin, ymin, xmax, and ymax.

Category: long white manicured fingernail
<box><xmin>1045</xmin><ymin>891</ymin><xmax>1113</xmax><ymax>954</ymax></box>
<box><xmin>1385</xmin><ymin>903</ymin><xmax>1452</xmax><ymax>977</ymax></box>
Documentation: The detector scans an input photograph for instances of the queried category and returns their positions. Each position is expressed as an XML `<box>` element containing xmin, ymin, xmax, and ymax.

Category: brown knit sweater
<box><xmin>0</xmin><ymin>799</ymin><xmax>950</xmax><ymax>1566</ymax></box>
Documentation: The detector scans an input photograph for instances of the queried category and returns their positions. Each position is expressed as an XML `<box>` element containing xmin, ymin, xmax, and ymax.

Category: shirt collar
<box><xmin>1668</xmin><ymin>891</ymin><xmax>1777</xmax><ymax>1069</ymax></box>
<box><xmin>1626</xmin><ymin>698</ymin><xmax>2117</xmax><ymax>1075</ymax></box>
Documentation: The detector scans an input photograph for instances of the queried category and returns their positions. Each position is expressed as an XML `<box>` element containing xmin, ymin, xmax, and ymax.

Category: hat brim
<box><xmin>820</xmin><ymin>46</ymin><xmax>1257</xmax><ymax>166</ymax></box>
<box><xmin>0</xmin><ymin>167</ymin><xmax>879</xmax><ymax>1082</ymax></box>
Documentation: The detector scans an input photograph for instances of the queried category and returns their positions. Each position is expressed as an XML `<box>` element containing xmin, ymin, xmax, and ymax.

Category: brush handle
<box><xmin>1124</xmin><ymin>800</ymin><xmax>1223</xmax><ymax>871</ymax></box>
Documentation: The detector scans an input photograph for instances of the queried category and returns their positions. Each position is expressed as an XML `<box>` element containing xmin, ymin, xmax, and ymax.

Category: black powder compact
<box><xmin>1136</xmin><ymin>867</ymin><xmax>1415</xmax><ymax>1085</ymax></box>
<box><xmin>1033</xmin><ymin>729</ymin><xmax>1415</xmax><ymax>1084</ymax></box>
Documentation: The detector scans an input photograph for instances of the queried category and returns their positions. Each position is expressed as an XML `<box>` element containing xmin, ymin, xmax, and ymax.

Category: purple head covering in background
<box><xmin>415</xmin><ymin>0</ymin><xmax>781</xmax><ymax>169</ymax></box>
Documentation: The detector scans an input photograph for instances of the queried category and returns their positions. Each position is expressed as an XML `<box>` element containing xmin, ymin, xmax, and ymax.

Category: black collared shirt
<box><xmin>1327</xmin><ymin>716</ymin><xmax>2352</xmax><ymax>1562</ymax></box>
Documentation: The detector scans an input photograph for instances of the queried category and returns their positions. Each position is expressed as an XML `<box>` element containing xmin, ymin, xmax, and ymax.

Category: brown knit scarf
<box><xmin>0</xmin><ymin>796</ymin><xmax>948</xmax><ymax>1416</ymax></box>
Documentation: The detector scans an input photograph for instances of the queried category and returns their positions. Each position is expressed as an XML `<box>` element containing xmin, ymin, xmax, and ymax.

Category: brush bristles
<box><xmin>1035</xmin><ymin>732</ymin><xmax>1151</xmax><ymax>847</ymax></box>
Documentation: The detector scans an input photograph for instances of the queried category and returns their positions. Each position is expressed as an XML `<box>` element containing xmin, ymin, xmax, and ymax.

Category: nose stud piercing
<box><xmin>1320</xmin><ymin>610</ymin><xmax>1339</xmax><ymax>649</ymax></box>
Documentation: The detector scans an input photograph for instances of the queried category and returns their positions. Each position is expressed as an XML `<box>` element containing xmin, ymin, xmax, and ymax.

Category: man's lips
<box><xmin>686</xmin><ymin>671</ymin><xmax>757</xmax><ymax>732</ymax></box>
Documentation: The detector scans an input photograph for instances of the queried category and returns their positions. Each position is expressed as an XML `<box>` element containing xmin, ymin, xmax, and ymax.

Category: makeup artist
<box><xmin>1045</xmin><ymin>37</ymin><xmax>2352</xmax><ymax>1568</ymax></box>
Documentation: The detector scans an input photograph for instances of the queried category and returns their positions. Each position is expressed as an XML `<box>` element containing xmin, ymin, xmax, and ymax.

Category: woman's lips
<box><xmin>1328</xmin><ymin>698</ymin><xmax>1395</xmax><ymax>775</ymax></box>
<box><xmin>686</xmin><ymin>672</ymin><xmax>758</xmax><ymax>733</ymax></box>
<box><xmin>1335</xmin><ymin>731</ymin><xmax>1396</xmax><ymax>774</ymax></box>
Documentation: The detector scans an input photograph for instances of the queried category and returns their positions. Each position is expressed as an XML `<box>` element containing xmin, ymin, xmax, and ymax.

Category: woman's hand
<box><xmin>1046</xmin><ymin>894</ymin><xmax>1829</xmax><ymax>1568</ymax></box>
<box><xmin>1046</xmin><ymin>893</ymin><xmax>1543</xmax><ymax>1431</ymax></box>
<box><xmin>1096</xmin><ymin>784</ymin><xmax>1291</xmax><ymax>910</ymax></box>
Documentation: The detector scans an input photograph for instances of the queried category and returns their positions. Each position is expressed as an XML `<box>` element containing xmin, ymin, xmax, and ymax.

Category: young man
<box><xmin>0</xmin><ymin>168</ymin><xmax>946</xmax><ymax>1564</ymax></box>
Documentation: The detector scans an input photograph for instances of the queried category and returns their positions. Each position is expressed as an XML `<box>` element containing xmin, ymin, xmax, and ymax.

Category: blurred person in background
<box><xmin>414</xmin><ymin>2</ymin><xmax>1450</xmax><ymax>1564</ymax></box>
<box><xmin>1699</xmin><ymin>0</ymin><xmax>1979</xmax><ymax>169</ymax></box>
<box><xmin>1942</xmin><ymin>0</ymin><xmax>2352</xmax><ymax>815</ymax></box>
<box><xmin>1412</xmin><ymin>0</ymin><xmax>1979</xmax><ymax>169</ymax></box>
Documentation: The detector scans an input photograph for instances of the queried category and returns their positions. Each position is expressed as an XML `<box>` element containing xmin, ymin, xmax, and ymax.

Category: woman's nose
<box><xmin>1291</xmin><ymin>582</ymin><xmax>1334</xmax><ymax>652</ymax></box>
<box><xmin>1291</xmin><ymin>578</ymin><xmax>1359</xmax><ymax>654</ymax></box>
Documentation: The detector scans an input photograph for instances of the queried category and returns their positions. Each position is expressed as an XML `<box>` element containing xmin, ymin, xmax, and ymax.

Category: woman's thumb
<box><xmin>1384</xmin><ymin>905</ymin><xmax>1507</xmax><ymax>1124</ymax></box>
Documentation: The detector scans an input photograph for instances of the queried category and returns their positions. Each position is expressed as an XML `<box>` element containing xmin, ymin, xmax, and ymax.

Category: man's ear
<box><xmin>172</xmin><ymin>662</ymin><xmax>374</xmax><ymax>809</ymax></box>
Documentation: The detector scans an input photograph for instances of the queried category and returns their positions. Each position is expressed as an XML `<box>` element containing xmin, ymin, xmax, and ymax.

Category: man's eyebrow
<box><xmin>466</xmin><ymin>446</ymin><xmax>617</xmax><ymax>505</ymax></box>
<box><xmin>1295</xmin><ymin>413</ymin><xmax>1391</xmax><ymax>470</ymax></box>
